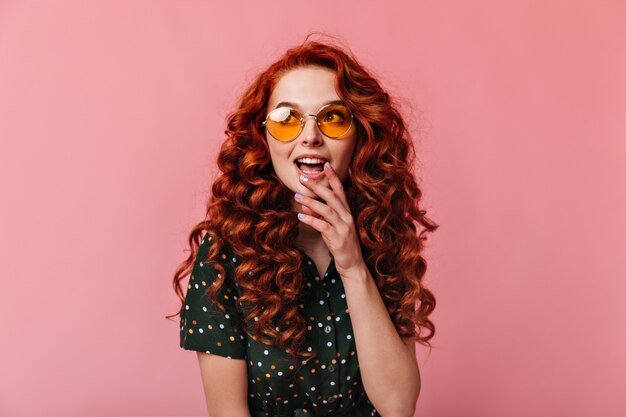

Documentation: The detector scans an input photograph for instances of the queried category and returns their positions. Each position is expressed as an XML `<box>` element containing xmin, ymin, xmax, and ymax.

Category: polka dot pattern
<box><xmin>180</xmin><ymin>235</ymin><xmax>379</xmax><ymax>417</ymax></box>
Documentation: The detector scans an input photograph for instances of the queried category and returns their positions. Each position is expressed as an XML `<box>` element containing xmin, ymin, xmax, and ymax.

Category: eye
<box><xmin>323</xmin><ymin>110</ymin><xmax>345</xmax><ymax>123</ymax></box>
<box><xmin>269</xmin><ymin>107</ymin><xmax>299</xmax><ymax>123</ymax></box>
<box><xmin>281</xmin><ymin>113</ymin><xmax>297</xmax><ymax>124</ymax></box>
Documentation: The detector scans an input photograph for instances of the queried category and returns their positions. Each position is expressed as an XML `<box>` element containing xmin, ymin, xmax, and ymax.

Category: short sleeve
<box><xmin>179</xmin><ymin>236</ymin><xmax>247</xmax><ymax>359</ymax></box>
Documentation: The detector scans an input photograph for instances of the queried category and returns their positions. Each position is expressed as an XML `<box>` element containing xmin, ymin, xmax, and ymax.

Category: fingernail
<box><xmin>300</xmin><ymin>174</ymin><xmax>309</xmax><ymax>182</ymax></box>
<box><xmin>294</xmin><ymin>192</ymin><xmax>304</xmax><ymax>200</ymax></box>
<box><xmin>297</xmin><ymin>213</ymin><xmax>306</xmax><ymax>219</ymax></box>
<box><xmin>325</xmin><ymin>162</ymin><xmax>332</xmax><ymax>171</ymax></box>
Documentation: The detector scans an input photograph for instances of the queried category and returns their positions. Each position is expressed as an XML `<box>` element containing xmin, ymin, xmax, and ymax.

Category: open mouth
<box><xmin>294</xmin><ymin>161</ymin><xmax>326</xmax><ymax>175</ymax></box>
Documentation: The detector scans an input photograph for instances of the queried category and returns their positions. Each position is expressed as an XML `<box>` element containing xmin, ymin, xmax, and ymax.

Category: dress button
<box><xmin>327</xmin><ymin>396</ymin><xmax>336</xmax><ymax>403</ymax></box>
<box><xmin>324</xmin><ymin>325</ymin><xmax>332</xmax><ymax>334</ymax></box>
<box><xmin>328</xmin><ymin>364</ymin><xmax>336</xmax><ymax>372</ymax></box>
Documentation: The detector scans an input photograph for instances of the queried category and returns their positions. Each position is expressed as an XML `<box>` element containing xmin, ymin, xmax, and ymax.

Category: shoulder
<box><xmin>180</xmin><ymin>232</ymin><xmax>248</xmax><ymax>357</ymax></box>
<box><xmin>198</xmin><ymin>232</ymin><xmax>241</xmax><ymax>264</ymax></box>
<box><xmin>196</xmin><ymin>233</ymin><xmax>234</xmax><ymax>273</ymax></box>
<box><xmin>193</xmin><ymin>232</ymin><xmax>243</xmax><ymax>297</ymax></box>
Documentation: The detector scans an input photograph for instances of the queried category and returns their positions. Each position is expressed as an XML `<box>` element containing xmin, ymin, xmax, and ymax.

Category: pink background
<box><xmin>1</xmin><ymin>1</ymin><xmax>624</xmax><ymax>416</ymax></box>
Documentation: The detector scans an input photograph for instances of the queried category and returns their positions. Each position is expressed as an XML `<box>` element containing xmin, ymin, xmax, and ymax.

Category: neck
<box><xmin>296</xmin><ymin>223</ymin><xmax>324</xmax><ymax>250</ymax></box>
<box><xmin>292</xmin><ymin>201</ymin><xmax>327</xmax><ymax>253</ymax></box>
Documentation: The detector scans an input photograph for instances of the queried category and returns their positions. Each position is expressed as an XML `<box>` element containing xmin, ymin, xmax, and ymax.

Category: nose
<box><xmin>299</xmin><ymin>114</ymin><xmax>322</xmax><ymax>143</ymax></box>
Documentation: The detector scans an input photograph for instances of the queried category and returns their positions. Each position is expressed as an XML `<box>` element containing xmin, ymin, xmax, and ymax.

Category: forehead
<box><xmin>268</xmin><ymin>66</ymin><xmax>340</xmax><ymax>111</ymax></box>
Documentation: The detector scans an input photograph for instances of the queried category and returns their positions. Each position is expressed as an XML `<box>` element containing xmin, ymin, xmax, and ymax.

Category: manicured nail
<box><xmin>300</xmin><ymin>174</ymin><xmax>309</xmax><ymax>182</ymax></box>
<box><xmin>294</xmin><ymin>192</ymin><xmax>304</xmax><ymax>200</ymax></box>
<box><xmin>324</xmin><ymin>162</ymin><xmax>332</xmax><ymax>171</ymax></box>
<box><xmin>297</xmin><ymin>213</ymin><xmax>306</xmax><ymax>219</ymax></box>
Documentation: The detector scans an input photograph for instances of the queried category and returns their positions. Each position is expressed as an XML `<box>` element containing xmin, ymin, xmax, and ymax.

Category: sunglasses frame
<box><xmin>261</xmin><ymin>103</ymin><xmax>354</xmax><ymax>142</ymax></box>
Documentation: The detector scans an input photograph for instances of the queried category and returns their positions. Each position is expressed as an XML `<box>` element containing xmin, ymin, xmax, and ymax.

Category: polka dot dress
<box><xmin>180</xmin><ymin>235</ymin><xmax>380</xmax><ymax>417</ymax></box>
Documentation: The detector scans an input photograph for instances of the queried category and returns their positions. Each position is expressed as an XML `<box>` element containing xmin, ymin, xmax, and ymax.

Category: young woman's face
<box><xmin>265</xmin><ymin>66</ymin><xmax>358</xmax><ymax>205</ymax></box>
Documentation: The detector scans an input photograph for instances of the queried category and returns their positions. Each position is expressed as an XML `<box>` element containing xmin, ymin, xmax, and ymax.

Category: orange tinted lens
<box><xmin>318</xmin><ymin>104</ymin><xmax>352</xmax><ymax>138</ymax></box>
<box><xmin>266</xmin><ymin>107</ymin><xmax>301</xmax><ymax>141</ymax></box>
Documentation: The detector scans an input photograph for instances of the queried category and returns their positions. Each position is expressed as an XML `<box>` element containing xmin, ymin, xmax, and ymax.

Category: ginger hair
<box><xmin>168</xmin><ymin>33</ymin><xmax>439</xmax><ymax>363</ymax></box>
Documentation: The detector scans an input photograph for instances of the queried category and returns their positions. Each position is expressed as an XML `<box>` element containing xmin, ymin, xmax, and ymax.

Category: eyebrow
<box><xmin>274</xmin><ymin>99</ymin><xmax>345</xmax><ymax>110</ymax></box>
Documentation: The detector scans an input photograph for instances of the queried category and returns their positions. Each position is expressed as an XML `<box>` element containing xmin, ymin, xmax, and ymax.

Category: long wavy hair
<box><xmin>168</xmin><ymin>33</ymin><xmax>439</xmax><ymax>364</ymax></box>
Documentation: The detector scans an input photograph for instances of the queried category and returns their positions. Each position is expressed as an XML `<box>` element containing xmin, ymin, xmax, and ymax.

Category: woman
<box><xmin>169</xmin><ymin>35</ymin><xmax>438</xmax><ymax>417</ymax></box>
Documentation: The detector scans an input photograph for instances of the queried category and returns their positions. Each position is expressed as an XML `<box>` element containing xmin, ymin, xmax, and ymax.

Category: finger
<box><xmin>294</xmin><ymin>192</ymin><xmax>341</xmax><ymax>225</ymax></box>
<box><xmin>296</xmin><ymin>212</ymin><xmax>332</xmax><ymax>236</ymax></box>
<box><xmin>299</xmin><ymin>172</ymin><xmax>349</xmax><ymax>220</ymax></box>
<box><xmin>301</xmin><ymin>204</ymin><xmax>321</xmax><ymax>218</ymax></box>
<box><xmin>323</xmin><ymin>162</ymin><xmax>350</xmax><ymax>210</ymax></box>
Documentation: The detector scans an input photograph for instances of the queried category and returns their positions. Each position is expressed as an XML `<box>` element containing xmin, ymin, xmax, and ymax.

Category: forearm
<box><xmin>341</xmin><ymin>264</ymin><xmax>420</xmax><ymax>417</ymax></box>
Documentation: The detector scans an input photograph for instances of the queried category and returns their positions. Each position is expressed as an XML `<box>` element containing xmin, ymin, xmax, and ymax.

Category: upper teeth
<box><xmin>296</xmin><ymin>157</ymin><xmax>325</xmax><ymax>164</ymax></box>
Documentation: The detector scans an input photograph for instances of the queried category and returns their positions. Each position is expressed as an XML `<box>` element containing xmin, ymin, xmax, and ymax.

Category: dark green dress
<box><xmin>180</xmin><ymin>234</ymin><xmax>380</xmax><ymax>417</ymax></box>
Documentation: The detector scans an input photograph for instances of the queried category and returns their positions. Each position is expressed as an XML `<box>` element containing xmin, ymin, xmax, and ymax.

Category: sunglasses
<box><xmin>261</xmin><ymin>103</ymin><xmax>354</xmax><ymax>142</ymax></box>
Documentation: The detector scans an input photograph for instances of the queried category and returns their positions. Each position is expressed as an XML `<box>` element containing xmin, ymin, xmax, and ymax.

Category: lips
<box><xmin>294</xmin><ymin>162</ymin><xmax>326</xmax><ymax>180</ymax></box>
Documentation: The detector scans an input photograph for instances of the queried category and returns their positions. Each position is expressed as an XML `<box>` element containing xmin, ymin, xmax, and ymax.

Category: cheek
<box><xmin>265</xmin><ymin>138</ymin><xmax>279</xmax><ymax>160</ymax></box>
<box><xmin>266</xmin><ymin>143</ymin><xmax>292</xmax><ymax>170</ymax></box>
<box><xmin>335</xmin><ymin>143</ymin><xmax>357</xmax><ymax>173</ymax></box>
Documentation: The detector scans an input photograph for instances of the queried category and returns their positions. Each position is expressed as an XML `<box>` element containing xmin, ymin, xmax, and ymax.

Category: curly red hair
<box><xmin>168</xmin><ymin>33</ymin><xmax>439</xmax><ymax>363</ymax></box>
